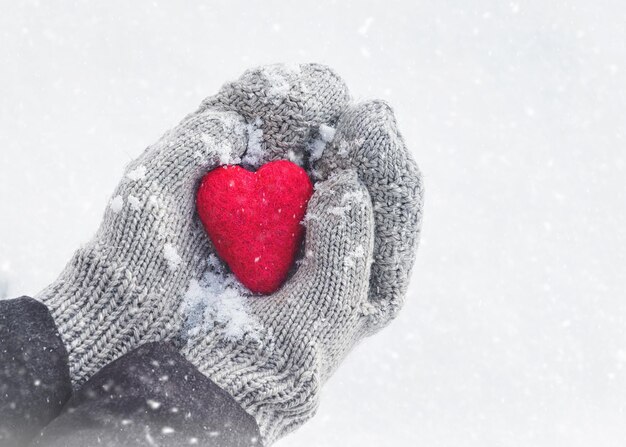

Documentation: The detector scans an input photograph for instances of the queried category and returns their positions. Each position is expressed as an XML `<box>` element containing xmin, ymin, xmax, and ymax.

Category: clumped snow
<box><xmin>262</xmin><ymin>64</ymin><xmax>301</xmax><ymax>98</ymax></box>
<box><xmin>287</xmin><ymin>149</ymin><xmax>305</xmax><ymax>166</ymax></box>
<box><xmin>148</xmin><ymin>195</ymin><xmax>160</xmax><ymax>209</ymax></box>
<box><xmin>127</xmin><ymin>194</ymin><xmax>141</xmax><ymax>211</ymax></box>
<box><xmin>319</xmin><ymin>124</ymin><xmax>336</xmax><ymax>142</ymax></box>
<box><xmin>110</xmin><ymin>195</ymin><xmax>124</xmax><ymax>213</ymax></box>
<box><xmin>304</xmin><ymin>125</ymin><xmax>335</xmax><ymax>164</ymax></box>
<box><xmin>181</xmin><ymin>254</ymin><xmax>259</xmax><ymax>342</ymax></box>
<box><xmin>325</xmin><ymin>187</ymin><xmax>367</xmax><ymax>219</ymax></box>
<box><xmin>266</xmin><ymin>74</ymin><xmax>290</xmax><ymax>97</ymax></box>
<box><xmin>342</xmin><ymin>189</ymin><xmax>365</xmax><ymax>204</ymax></box>
<box><xmin>306</xmin><ymin>138</ymin><xmax>326</xmax><ymax>162</ymax></box>
<box><xmin>219</xmin><ymin>112</ymin><xmax>246</xmax><ymax>138</ymax></box>
<box><xmin>328</xmin><ymin>205</ymin><xmax>351</xmax><ymax>218</ymax></box>
<box><xmin>336</xmin><ymin>137</ymin><xmax>365</xmax><ymax>158</ymax></box>
<box><xmin>242</xmin><ymin>117</ymin><xmax>265</xmax><ymax>167</ymax></box>
<box><xmin>163</xmin><ymin>244</ymin><xmax>182</xmax><ymax>271</ymax></box>
<box><xmin>127</xmin><ymin>165</ymin><xmax>147</xmax><ymax>181</ymax></box>
<box><xmin>336</xmin><ymin>141</ymin><xmax>350</xmax><ymax>157</ymax></box>
<box><xmin>202</xmin><ymin>133</ymin><xmax>238</xmax><ymax>165</ymax></box>
<box><xmin>344</xmin><ymin>244</ymin><xmax>365</xmax><ymax>268</ymax></box>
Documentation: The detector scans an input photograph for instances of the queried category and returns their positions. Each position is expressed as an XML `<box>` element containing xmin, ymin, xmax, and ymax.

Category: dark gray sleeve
<box><xmin>33</xmin><ymin>341</ymin><xmax>263</xmax><ymax>447</ymax></box>
<box><xmin>0</xmin><ymin>296</ymin><xmax>72</xmax><ymax>447</ymax></box>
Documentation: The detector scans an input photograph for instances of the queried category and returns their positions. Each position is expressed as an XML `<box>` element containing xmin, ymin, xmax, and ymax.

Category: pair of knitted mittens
<box><xmin>37</xmin><ymin>63</ymin><xmax>423</xmax><ymax>445</ymax></box>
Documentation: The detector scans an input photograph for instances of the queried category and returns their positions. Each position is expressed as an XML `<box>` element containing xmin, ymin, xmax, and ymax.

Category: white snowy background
<box><xmin>1</xmin><ymin>1</ymin><xmax>625</xmax><ymax>446</ymax></box>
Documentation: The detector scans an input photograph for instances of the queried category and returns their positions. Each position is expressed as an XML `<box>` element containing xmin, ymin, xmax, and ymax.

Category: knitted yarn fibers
<box><xmin>182</xmin><ymin>91</ymin><xmax>423</xmax><ymax>443</ymax></box>
<box><xmin>37</xmin><ymin>63</ymin><xmax>424</xmax><ymax>445</ymax></box>
<box><xmin>36</xmin><ymin>64</ymin><xmax>350</xmax><ymax>386</ymax></box>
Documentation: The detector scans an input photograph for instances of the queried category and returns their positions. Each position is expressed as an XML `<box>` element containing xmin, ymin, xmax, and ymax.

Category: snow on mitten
<box><xmin>180</xmin><ymin>101</ymin><xmax>424</xmax><ymax>445</ymax></box>
<box><xmin>36</xmin><ymin>63</ymin><xmax>351</xmax><ymax>386</ymax></box>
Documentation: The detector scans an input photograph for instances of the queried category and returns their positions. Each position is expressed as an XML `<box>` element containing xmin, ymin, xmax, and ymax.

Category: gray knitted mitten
<box><xmin>181</xmin><ymin>100</ymin><xmax>423</xmax><ymax>444</ymax></box>
<box><xmin>36</xmin><ymin>63</ymin><xmax>351</xmax><ymax>386</ymax></box>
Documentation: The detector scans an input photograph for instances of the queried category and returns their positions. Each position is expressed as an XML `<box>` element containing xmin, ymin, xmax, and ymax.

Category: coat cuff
<box><xmin>35</xmin><ymin>341</ymin><xmax>262</xmax><ymax>447</ymax></box>
<box><xmin>0</xmin><ymin>296</ymin><xmax>72</xmax><ymax>446</ymax></box>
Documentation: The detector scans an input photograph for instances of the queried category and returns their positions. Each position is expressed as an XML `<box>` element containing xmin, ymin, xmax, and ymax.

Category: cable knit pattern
<box><xmin>36</xmin><ymin>63</ymin><xmax>352</xmax><ymax>386</ymax></box>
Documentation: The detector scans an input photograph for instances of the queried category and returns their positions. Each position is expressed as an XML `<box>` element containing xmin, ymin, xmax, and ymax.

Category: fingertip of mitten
<box><xmin>197</xmin><ymin>63</ymin><xmax>351</xmax><ymax>155</ymax></box>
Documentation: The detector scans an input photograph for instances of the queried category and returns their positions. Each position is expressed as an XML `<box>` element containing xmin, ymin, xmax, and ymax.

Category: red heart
<box><xmin>196</xmin><ymin>160</ymin><xmax>314</xmax><ymax>294</ymax></box>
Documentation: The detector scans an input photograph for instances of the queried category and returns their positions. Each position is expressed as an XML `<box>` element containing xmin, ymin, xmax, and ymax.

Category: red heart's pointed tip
<box><xmin>197</xmin><ymin>160</ymin><xmax>313</xmax><ymax>295</ymax></box>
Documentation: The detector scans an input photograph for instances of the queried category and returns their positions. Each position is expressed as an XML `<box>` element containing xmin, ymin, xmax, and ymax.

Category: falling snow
<box><xmin>146</xmin><ymin>400</ymin><xmax>161</xmax><ymax>410</ymax></box>
<box><xmin>358</xmin><ymin>17</ymin><xmax>374</xmax><ymax>35</ymax></box>
<box><xmin>2</xmin><ymin>3</ymin><xmax>626</xmax><ymax>446</ymax></box>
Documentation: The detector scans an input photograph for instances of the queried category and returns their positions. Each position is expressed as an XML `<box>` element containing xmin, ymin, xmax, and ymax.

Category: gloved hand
<box><xmin>36</xmin><ymin>63</ymin><xmax>352</xmax><ymax>386</ymax></box>
<box><xmin>180</xmin><ymin>99</ymin><xmax>424</xmax><ymax>444</ymax></box>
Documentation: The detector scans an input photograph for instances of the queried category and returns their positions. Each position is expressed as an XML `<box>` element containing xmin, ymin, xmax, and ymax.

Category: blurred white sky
<box><xmin>1</xmin><ymin>1</ymin><xmax>625</xmax><ymax>446</ymax></box>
